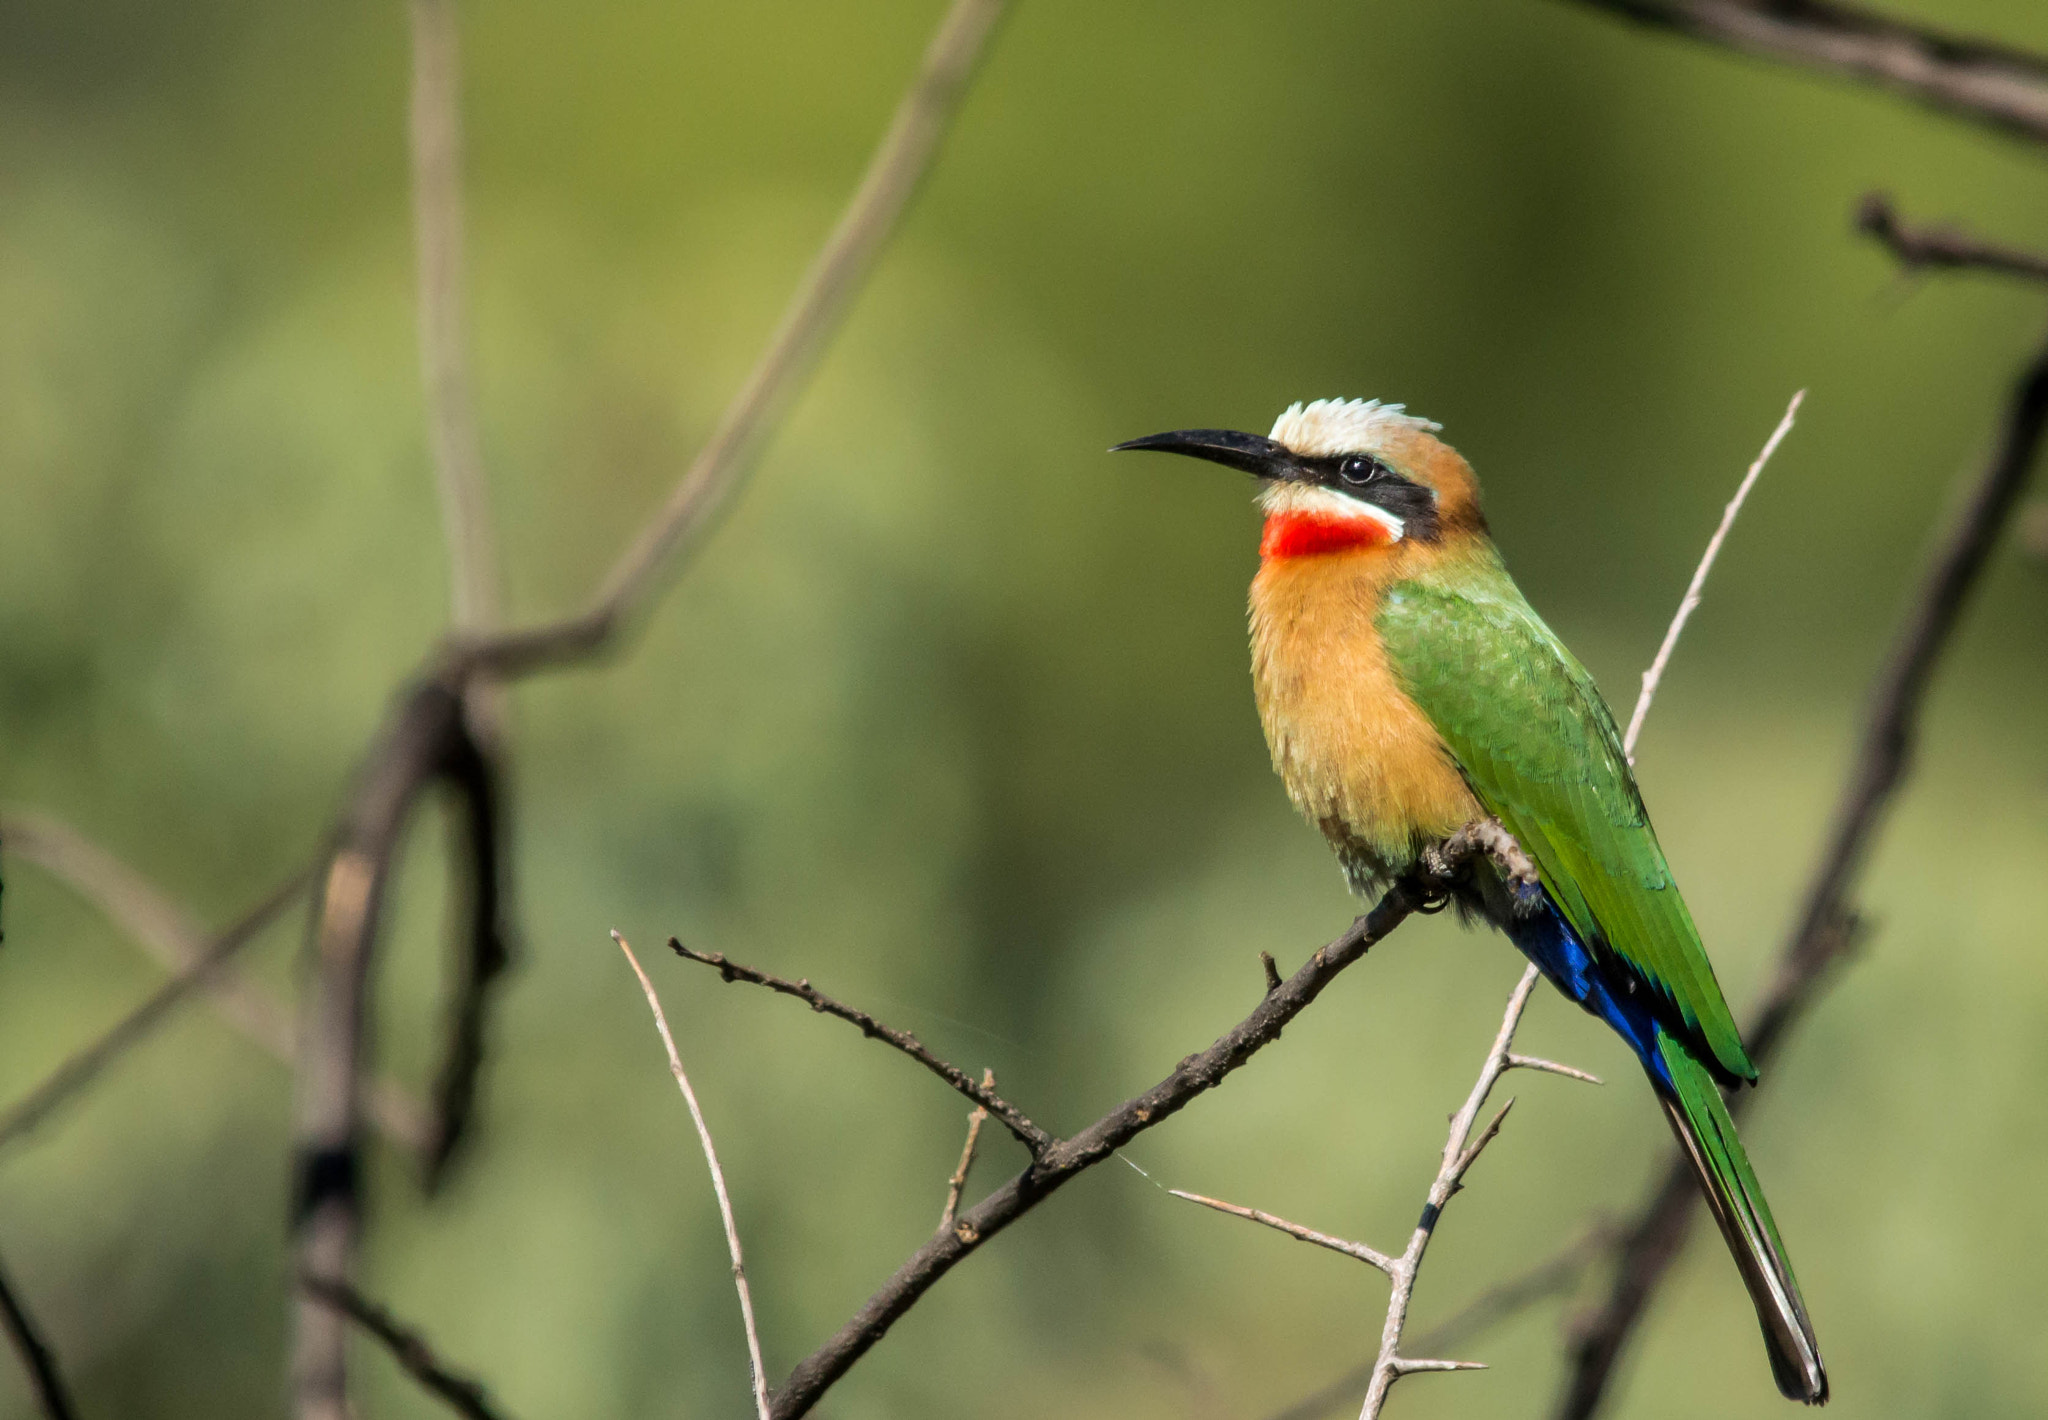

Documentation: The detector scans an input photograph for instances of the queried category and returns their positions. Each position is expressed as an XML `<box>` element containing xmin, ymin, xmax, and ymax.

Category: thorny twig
<box><xmin>1261</xmin><ymin>1221</ymin><xmax>1620</xmax><ymax>1420</ymax></box>
<box><xmin>669</xmin><ymin>940</ymin><xmax>1050</xmax><ymax>1156</ymax></box>
<box><xmin>940</xmin><ymin>1069</ymin><xmax>995</xmax><ymax>1231</ymax></box>
<box><xmin>614</xmin><ymin>934</ymin><xmax>770</xmax><ymax>1420</ymax></box>
<box><xmin>301</xmin><ymin>1274</ymin><xmax>510</xmax><ymax>1420</ymax></box>
<box><xmin>1170</xmin><ymin>967</ymin><xmax>1598</xmax><ymax>1419</ymax></box>
<box><xmin>1553</xmin><ymin>266</ymin><xmax>2048</xmax><ymax>1420</ymax></box>
<box><xmin>0</xmin><ymin>1247</ymin><xmax>79</xmax><ymax>1420</ymax></box>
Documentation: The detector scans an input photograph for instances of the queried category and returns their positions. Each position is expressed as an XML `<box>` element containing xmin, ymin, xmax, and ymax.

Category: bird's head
<box><xmin>1113</xmin><ymin>398</ymin><xmax>1485</xmax><ymax>559</ymax></box>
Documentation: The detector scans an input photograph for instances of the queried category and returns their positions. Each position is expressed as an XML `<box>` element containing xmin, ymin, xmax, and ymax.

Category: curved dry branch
<box><xmin>457</xmin><ymin>0</ymin><xmax>1012</xmax><ymax>681</ymax></box>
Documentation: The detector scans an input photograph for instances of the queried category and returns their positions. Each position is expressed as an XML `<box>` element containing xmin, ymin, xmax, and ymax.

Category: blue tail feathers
<box><xmin>1494</xmin><ymin>885</ymin><xmax>1671</xmax><ymax>1089</ymax></box>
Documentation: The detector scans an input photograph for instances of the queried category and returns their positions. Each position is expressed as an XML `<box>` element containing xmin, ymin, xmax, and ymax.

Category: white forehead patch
<box><xmin>1268</xmin><ymin>398</ymin><xmax>1440</xmax><ymax>458</ymax></box>
<box><xmin>1258</xmin><ymin>481</ymin><xmax>1405</xmax><ymax>542</ymax></box>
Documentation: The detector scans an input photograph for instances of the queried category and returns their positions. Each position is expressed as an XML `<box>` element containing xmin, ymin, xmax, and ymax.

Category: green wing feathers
<box><xmin>1374</xmin><ymin>562</ymin><xmax>1756</xmax><ymax>1084</ymax></box>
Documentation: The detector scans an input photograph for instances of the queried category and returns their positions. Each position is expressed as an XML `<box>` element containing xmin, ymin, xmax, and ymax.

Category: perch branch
<box><xmin>301</xmin><ymin>1274</ymin><xmax>510</xmax><ymax>1420</ymax></box>
<box><xmin>1857</xmin><ymin>193</ymin><xmax>2048</xmax><ymax>285</ymax></box>
<box><xmin>939</xmin><ymin>1070</ymin><xmax>994</xmax><ymax>1230</ymax></box>
<box><xmin>1558</xmin><ymin>0</ymin><xmax>2048</xmax><ymax>147</ymax></box>
<box><xmin>0</xmin><ymin>1248</ymin><xmax>79</xmax><ymax>1420</ymax></box>
<box><xmin>1623</xmin><ymin>390</ymin><xmax>1802</xmax><ymax>759</ymax></box>
<box><xmin>455</xmin><ymin>0</ymin><xmax>1011</xmax><ymax>680</ymax></box>
<box><xmin>614</xmin><ymin>934</ymin><xmax>770</xmax><ymax>1420</ymax></box>
<box><xmin>669</xmin><ymin>939</ymin><xmax>1051</xmax><ymax>1156</ymax></box>
<box><xmin>0</xmin><ymin>814</ymin><xmax>428</xmax><ymax>1153</ymax></box>
<box><xmin>764</xmin><ymin>854</ymin><xmax>1501</xmax><ymax>1418</ymax></box>
<box><xmin>1554</xmin><ymin>307</ymin><xmax>2048</xmax><ymax>1419</ymax></box>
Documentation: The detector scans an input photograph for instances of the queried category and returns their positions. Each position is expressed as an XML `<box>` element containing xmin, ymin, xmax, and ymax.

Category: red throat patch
<box><xmin>1259</xmin><ymin>510</ymin><xmax>1396</xmax><ymax>560</ymax></box>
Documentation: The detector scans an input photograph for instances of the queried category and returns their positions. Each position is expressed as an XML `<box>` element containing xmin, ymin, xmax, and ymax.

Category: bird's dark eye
<box><xmin>1338</xmin><ymin>456</ymin><xmax>1379</xmax><ymax>485</ymax></box>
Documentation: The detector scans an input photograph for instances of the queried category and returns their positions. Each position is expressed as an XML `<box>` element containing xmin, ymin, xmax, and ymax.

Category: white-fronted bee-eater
<box><xmin>1116</xmin><ymin>398</ymin><xmax>1826</xmax><ymax>1403</ymax></box>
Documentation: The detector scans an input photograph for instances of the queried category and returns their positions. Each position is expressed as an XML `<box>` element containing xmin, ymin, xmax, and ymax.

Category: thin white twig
<box><xmin>1623</xmin><ymin>389</ymin><xmax>1804</xmax><ymax>761</ymax></box>
<box><xmin>1167</xmin><ymin>1191</ymin><xmax>1397</xmax><ymax>1274</ymax></box>
<box><xmin>612</xmin><ymin>932</ymin><xmax>770</xmax><ymax>1420</ymax></box>
<box><xmin>1161</xmin><ymin>964</ymin><xmax>1595</xmax><ymax>1420</ymax></box>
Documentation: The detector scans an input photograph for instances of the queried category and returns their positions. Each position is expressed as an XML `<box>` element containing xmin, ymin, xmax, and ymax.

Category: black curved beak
<box><xmin>1110</xmin><ymin>428</ymin><xmax>1300</xmax><ymax>480</ymax></box>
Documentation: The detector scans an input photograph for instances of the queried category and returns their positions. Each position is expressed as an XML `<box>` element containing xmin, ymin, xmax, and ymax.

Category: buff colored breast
<box><xmin>1249</xmin><ymin>546</ymin><xmax>1479</xmax><ymax>873</ymax></box>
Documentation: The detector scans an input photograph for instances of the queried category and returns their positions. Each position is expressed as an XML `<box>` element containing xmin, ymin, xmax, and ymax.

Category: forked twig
<box><xmin>1623</xmin><ymin>390</ymin><xmax>1802</xmax><ymax>759</ymax></box>
<box><xmin>613</xmin><ymin>933</ymin><xmax>770</xmax><ymax>1420</ymax></box>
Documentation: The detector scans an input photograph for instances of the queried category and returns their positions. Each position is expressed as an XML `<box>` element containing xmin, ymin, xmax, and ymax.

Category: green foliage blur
<box><xmin>2</xmin><ymin>1</ymin><xmax>2045</xmax><ymax>1416</ymax></box>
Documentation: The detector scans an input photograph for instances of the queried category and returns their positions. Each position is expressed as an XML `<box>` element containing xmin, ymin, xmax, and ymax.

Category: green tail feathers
<box><xmin>1655</xmin><ymin>1034</ymin><xmax>1829</xmax><ymax>1405</ymax></box>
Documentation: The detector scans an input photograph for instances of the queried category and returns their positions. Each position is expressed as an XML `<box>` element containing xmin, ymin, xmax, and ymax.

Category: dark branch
<box><xmin>766</xmin><ymin>869</ymin><xmax>1444</xmax><ymax>1419</ymax></box>
<box><xmin>423</xmin><ymin>721</ymin><xmax>512</xmax><ymax>1189</ymax></box>
<box><xmin>301</xmin><ymin>1275</ymin><xmax>509</xmax><ymax>1420</ymax></box>
<box><xmin>0</xmin><ymin>867</ymin><xmax>311</xmax><ymax>1151</ymax></box>
<box><xmin>293</xmin><ymin>680</ymin><xmax>473</xmax><ymax>1420</ymax></box>
<box><xmin>1553</xmin><ymin>311</ymin><xmax>2048</xmax><ymax>1419</ymax></box>
<box><xmin>668</xmin><ymin>940</ymin><xmax>1052</xmax><ymax>1157</ymax></box>
<box><xmin>1858</xmin><ymin>193</ymin><xmax>2048</xmax><ymax>283</ymax></box>
<box><xmin>0</xmin><ymin>1249</ymin><xmax>79</xmax><ymax>1420</ymax></box>
<box><xmin>1558</xmin><ymin>0</ymin><xmax>2048</xmax><ymax>147</ymax></box>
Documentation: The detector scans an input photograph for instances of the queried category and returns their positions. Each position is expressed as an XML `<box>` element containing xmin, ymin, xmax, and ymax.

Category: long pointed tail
<box><xmin>1654</xmin><ymin>1031</ymin><xmax>1828</xmax><ymax>1404</ymax></box>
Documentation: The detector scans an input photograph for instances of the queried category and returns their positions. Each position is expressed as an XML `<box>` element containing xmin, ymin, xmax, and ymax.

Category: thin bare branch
<box><xmin>1858</xmin><ymin>193</ymin><xmax>2048</xmax><ymax>284</ymax></box>
<box><xmin>0</xmin><ymin>1248</ymin><xmax>79</xmax><ymax>1420</ymax></box>
<box><xmin>1554</xmin><ymin>315</ymin><xmax>2048</xmax><ymax>1420</ymax></box>
<box><xmin>0</xmin><ymin>814</ymin><xmax>430</xmax><ymax>1153</ymax></box>
<box><xmin>614</xmin><ymin>933</ymin><xmax>770</xmax><ymax>1420</ymax></box>
<box><xmin>1624</xmin><ymin>390</ymin><xmax>1801</xmax><ymax>760</ymax></box>
<box><xmin>1507</xmin><ymin>1053</ymin><xmax>1603</xmax><ymax>1085</ymax></box>
<box><xmin>1558</xmin><ymin>0</ymin><xmax>2048</xmax><ymax>147</ymax></box>
<box><xmin>939</xmin><ymin>1070</ymin><xmax>994</xmax><ymax>1231</ymax></box>
<box><xmin>1355</xmin><ymin>965</ymin><xmax>1563</xmax><ymax>1420</ymax></box>
<box><xmin>669</xmin><ymin>938</ymin><xmax>1052</xmax><ymax>1157</ymax></box>
<box><xmin>0</xmin><ymin>866</ymin><xmax>309</xmax><ymax>1150</ymax></box>
<box><xmin>410</xmin><ymin>0</ymin><xmax>500</xmax><ymax>635</ymax></box>
<box><xmin>1166</xmin><ymin>1191</ymin><xmax>1396</xmax><ymax>1274</ymax></box>
<box><xmin>301</xmin><ymin>1274</ymin><xmax>510</xmax><ymax>1420</ymax></box>
<box><xmin>457</xmin><ymin>0</ymin><xmax>1011</xmax><ymax>680</ymax></box>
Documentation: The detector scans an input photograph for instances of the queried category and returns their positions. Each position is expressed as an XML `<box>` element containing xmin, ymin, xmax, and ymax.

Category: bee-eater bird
<box><xmin>1115</xmin><ymin>398</ymin><xmax>1826</xmax><ymax>1404</ymax></box>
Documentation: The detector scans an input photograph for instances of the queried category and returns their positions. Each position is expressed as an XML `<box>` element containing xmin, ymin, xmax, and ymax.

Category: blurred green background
<box><xmin>1</xmin><ymin>0</ymin><xmax>2045</xmax><ymax>1416</ymax></box>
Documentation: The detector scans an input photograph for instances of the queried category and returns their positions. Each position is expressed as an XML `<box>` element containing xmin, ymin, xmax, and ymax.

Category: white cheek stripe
<box><xmin>1258</xmin><ymin>482</ymin><xmax>1406</xmax><ymax>542</ymax></box>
